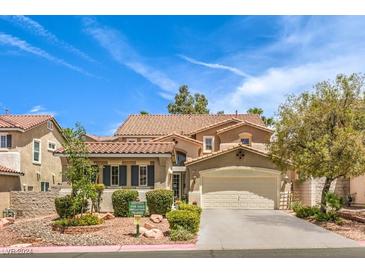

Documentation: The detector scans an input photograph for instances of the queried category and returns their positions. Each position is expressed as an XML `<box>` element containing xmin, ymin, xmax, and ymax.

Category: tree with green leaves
<box><xmin>140</xmin><ymin>111</ymin><xmax>149</xmax><ymax>115</ymax></box>
<box><xmin>247</xmin><ymin>107</ymin><xmax>274</xmax><ymax>127</ymax></box>
<box><xmin>168</xmin><ymin>85</ymin><xmax>209</xmax><ymax>114</ymax></box>
<box><xmin>269</xmin><ymin>73</ymin><xmax>365</xmax><ymax>212</ymax></box>
<box><xmin>62</xmin><ymin>123</ymin><xmax>98</xmax><ymax>215</ymax></box>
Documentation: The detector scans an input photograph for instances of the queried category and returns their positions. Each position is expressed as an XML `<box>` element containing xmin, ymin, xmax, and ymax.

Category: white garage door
<box><xmin>202</xmin><ymin>177</ymin><xmax>277</xmax><ymax>209</ymax></box>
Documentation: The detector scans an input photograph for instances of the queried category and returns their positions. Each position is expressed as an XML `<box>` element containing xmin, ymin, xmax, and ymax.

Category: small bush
<box><xmin>292</xmin><ymin>201</ymin><xmax>320</xmax><ymax>219</ymax></box>
<box><xmin>55</xmin><ymin>195</ymin><xmax>88</xmax><ymax>218</ymax></box>
<box><xmin>325</xmin><ymin>192</ymin><xmax>342</xmax><ymax>211</ymax></box>
<box><xmin>170</xmin><ymin>226</ymin><xmax>195</xmax><ymax>241</ymax></box>
<box><xmin>178</xmin><ymin>203</ymin><xmax>202</xmax><ymax>216</ymax></box>
<box><xmin>314</xmin><ymin>211</ymin><xmax>339</xmax><ymax>222</ymax></box>
<box><xmin>112</xmin><ymin>189</ymin><xmax>139</xmax><ymax>217</ymax></box>
<box><xmin>54</xmin><ymin>213</ymin><xmax>103</xmax><ymax>227</ymax></box>
<box><xmin>146</xmin><ymin>189</ymin><xmax>173</xmax><ymax>216</ymax></box>
<box><xmin>167</xmin><ymin>210</ymin><xmax>200</xmax><ymax>234</ymax></box>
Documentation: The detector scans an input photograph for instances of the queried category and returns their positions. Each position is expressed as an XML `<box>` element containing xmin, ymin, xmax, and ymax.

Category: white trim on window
<box><xmin>0</xmin><ymin>133</ymin><xmax>8</xmax><ymax>149</ymax></box>
<box><xmin>203</xmin><ymin>136</ymin><xmax>214</xmax><ymax>153</ymax></box>
<box><xmin>32</xmin><ymin>139</ymin><xmax>41</xmax><ymax>165</ymax></box>
<box><xmin>47</xmin><ymin>120</ymin><xmax>54</xmax><ymax>131</ymax></box>
<box><xmin>139</xmin><ymin>165</ymin><xmax>148</xmax><ymax>186</ymax></box>
<box><xmin>110</xmin><ymin>165</ymin><xmax>119</xmax><ymax>186</ymax></box>
<box><xmin>126</xmin><ymin>138</ymin><xmax>138</xmax><ymax>142</ymax></box>
<box><xmin>47</xmin><ymin>141</ymin><xmax>57</xmax><ymax>152</ymax></box>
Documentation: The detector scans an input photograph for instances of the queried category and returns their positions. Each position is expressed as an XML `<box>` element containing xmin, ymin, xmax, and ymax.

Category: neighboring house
<box><xmin>0</xmin><ymin>114</ymin><xmax>65</xmax><ymax>211</ymax></box>
<box><xmin>57</xmin><ymin>113</ymin><xmax>294</xmax><ymax>210</ymax></box>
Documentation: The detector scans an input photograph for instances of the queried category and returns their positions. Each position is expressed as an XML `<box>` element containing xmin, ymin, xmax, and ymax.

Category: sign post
<box><xmin>134</xmin><ymin>215</ymin><xmax>141</xmax><ymax>237</ymax></box>
<box><xmin>129</xmin><ymin>202</ymin><xmax>146</xmax><ymax>237</ymax></box>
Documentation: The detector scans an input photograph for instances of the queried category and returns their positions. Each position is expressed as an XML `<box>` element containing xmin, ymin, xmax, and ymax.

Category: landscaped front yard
<box><xmin>0</xmin><ymin>214</ymin><xmax>197</xmax><ymax>247</ymax></box>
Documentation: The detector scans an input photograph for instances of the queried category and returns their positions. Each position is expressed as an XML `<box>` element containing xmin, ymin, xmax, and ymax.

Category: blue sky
<box><xmin>1</xmin><ymin>16</ymin><xmax>365</xmax><ymax>135</ymax></box>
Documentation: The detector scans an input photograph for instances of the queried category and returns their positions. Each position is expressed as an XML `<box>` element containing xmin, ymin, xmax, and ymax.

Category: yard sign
<box><xmin>129</xmin><ymin>201</ymin><xmax>146</xmax><ymax>216</ymax></box>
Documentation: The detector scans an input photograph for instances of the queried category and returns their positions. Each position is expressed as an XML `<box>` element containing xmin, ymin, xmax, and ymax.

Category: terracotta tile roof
<box><xmin>189</xmin><ymin>118</ymin><xmax>242</xmax><ymax>135</ymax></box>
<box><xmin>185</xmin><ymin>144</ymin><xmax>268</xmax><ymax>166</ymax></box>
<box><xmin>216</xmin><ymin>121</ymin><xmax>273</xmax><ymax>134</ymax></box>
<box><xmin>0</xmin><ymin>114</ymin><xmax>53</xmax><ymax>131</ymax></box>
<box><xmin>56</xmin><ymin>142</ymin><xmax>175</xmax><ymax>155</ymax></box>
<box><xmin>116</xmin><ymin>114</ymin><xmax>265</xmax><ymax>136</ymax></box>
<box><xmin>84</xmin><ymin>134</ymin><xmax>119</xmax><ymax>142</ymax></box>
<box><xmin>152</xmin><ymin>133</ymin><xmax>203</xmax><ymax>146</ymax></box>
<box><xmin>0</xmin><ymin>165</ymin><xmax>24</xmax><ymax>176</ymax></box>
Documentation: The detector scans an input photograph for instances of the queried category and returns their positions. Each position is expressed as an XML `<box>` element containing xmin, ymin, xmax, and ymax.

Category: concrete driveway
<box><xmin>197</xmin><ymin>209</ymin><xmax>359</xmax><ymax>250</ymax></box>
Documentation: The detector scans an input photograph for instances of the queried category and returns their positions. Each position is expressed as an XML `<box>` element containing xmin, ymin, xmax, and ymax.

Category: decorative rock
<box><xmin>0</xmin><ymin>218</ymin><xmax>10</xmax><ymax>228</ymax></box>
<box><xmin>150</xmin><ymin>214</ymin><xmax>163</xmax><ymax>223</ymax></box>
<box><xmin>101</xmin><ymin>213</ymin><xmax>115</xmax><ymax>220</ymax></box>
<box><xmin>139</xmin><ymin>227</ymin><xmax>147</xmax><ymax>235</ymax></box>
<box><xmin>144</xmin><ymin>228</ymin><xmax>164</xmax><ymax>239</ymax></box>
<box><xmin>143</xmin><ymin>222</ymin><xmax>157</xmax><ymax>230</ymax></box>
<box><xmin>5</xmin><ymin>217</ymin><xmax>16</xmax><ymax>224</ymax></box>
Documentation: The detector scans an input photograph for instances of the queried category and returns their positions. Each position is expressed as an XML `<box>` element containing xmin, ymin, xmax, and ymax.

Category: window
<box><xmin>41</xmin><ymin>182</ymin><xmax>49</xmax><ymax>192</ymax></box>
<box><xmin>126</xmin><ymin>138</ymin><xmax>138</xmax><ymax>142</ymax></box>
<box><xmin>203</xmin><ymin>136</ymin><xmax>214</xmax><ymax>153</ymax></box>
<box><xmin>241</xmin><ymin>138</ymin><xmax>250</xmax><ymax>145</ymax></box>
<box><xmin>111</xmin><ymin>166</ymin><xmax>119</xmax><ymax>186</ymax></box>
<box><xmin>239</xmin><ymin>132</ymin><xmax>252</xmax><ymax>146</ymax></box>
<box><xmin>33</xmin><ymin>139</ymin><xmax>41</xmax><ymax>164</ymax></box>
<box><xmin>0</xmin><ymin>134</ymin><xmax>11</xmax><ymax>148</ymax></box>
<box><xmin>47</xmin><ymin>120</ymin><xmax>53</xmax><ymax>130</ymax></box>
<box><xmin>139</xmin><ymin>165</ymin><xmax>147</xmax><ymax>186</ymax></box>
<box><xmin>48</xmin><ymin>141</ymin><xmax>56</xmax><ymax>151</ymax></box>
<box><xmin>141</xmin><ymin>138</ymin><xmax>151</xmax><ymax>142</ymax></box>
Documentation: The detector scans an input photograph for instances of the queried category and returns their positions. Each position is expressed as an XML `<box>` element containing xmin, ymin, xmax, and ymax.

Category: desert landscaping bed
<box><xmin>0</xmin><ymin>215</ymin><xmax>197</xmax><ymax>247</ymax></box>
<box><xmin>309</xmin><ymin>218</ymin><xmax>365</xmax><ymax>241</ymax></box>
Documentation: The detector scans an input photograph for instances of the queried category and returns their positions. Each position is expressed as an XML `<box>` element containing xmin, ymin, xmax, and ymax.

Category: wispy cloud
<box><xmin>0</xmin><ymin>32</ymin><xmax>94</xmax><ymax>77</ymax></box>
<box><xmin>179</xmin><ymin>54</ymin><xmax>252</xmax><ymax>78</ymax></box>
<box><xmin>2</xmin><ymin>16</ymin><xmax>96</xmax><ymax>63</ymax></box>
<box><xmin>83</xmin><ymin>17</ymin><xmax>178</xmax><ymax>97</ymax></box>
<box><xmin>204</xmin><ymin>16</ymin><xmax>365</xmax><ymax>114</ymax></box>
<box><xmin>30</xmin><ymin>105</ymin><xmax>44</xmax><ymax>113</ymax></box>
<box><xmin>29</xmin><ymin>105</ymin><xmax>56</xmax><ymax>116</ymax></box>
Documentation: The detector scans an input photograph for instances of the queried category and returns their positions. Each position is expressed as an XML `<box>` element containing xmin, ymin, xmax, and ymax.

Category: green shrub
<box><xmin>292</xmin><ymin>201</ymin><xmax>320</xmax><ymax>219</ymax></box>
<box><xmin>54</xmin><ymin>214</ymin><xmax>103</xmax><ymax>227</ymax></box>
<box><xmin>146</xmin><ymin>189</ymin><xmax>173</xmax><ymax>216</ymax></box>
<box><xmin>178</xmin><ymin>202</ymin><xmax>202</xmax><ymax>216</ymax></box>
<box><xmin>170</xmin><ymin>226</ymin><xmax>195</xmax><ymax>241</ymax></box>
<box><xmin>92</xmin><ymin>183</ymin><xmax>105</xmax><ymax>213</ymax></box>
<box><xmin>325</xmin><ymin>192</ymin><xmax>342</xmax><ymax>211</ymax></box>
<box><xmin>167</xmin><ymin>210</ymin><xmax>200</xmax><ymax>234</ymax></box>
<box><xmin>314</xmin><ymin>211</ymin><xmax>339</xmax><ymax>222</ymax></box>
<box><xmin>55</xmin><ymin>195</ymin><xmax>88</xmax><ymax>218</ymax></box>
<box><xmin>112</xmin><ymin>189</ymin><xmax>139</xmax><ymax>217</ymax></box>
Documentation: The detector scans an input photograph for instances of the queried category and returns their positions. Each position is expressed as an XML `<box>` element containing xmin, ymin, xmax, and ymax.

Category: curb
<box><xmin>0</xmin><ymin>244</ymin><xmax>196</xmax><ymax>254</ymax></box>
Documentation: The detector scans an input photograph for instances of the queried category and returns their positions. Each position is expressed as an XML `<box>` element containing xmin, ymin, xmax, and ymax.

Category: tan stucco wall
<box><xmin>0</xmin><ymin>175</ymin><xmax>21</xmax><ymax>211</ymax></box>
<box><xmin>350</xmin><ymin>175</ymin><xmax>365</xmax><ymax>204</ymax></box>
<box><xmin>218</xmin><ymin>124</ymin><xmax>272</xmax><ymax>144</ymax></box>
<box><xmin>87</xmin><ymin>156</ymin><xmax>173</xmax><ymax>189</ymax></box>
<box><xmin>194</xmin><ymin>121</ymin><xmax>238</xmax><ymax>152</ymax></box>
<box><xmin>186</xmin><ymin>149</ymin><xmax>279</xmax><ymax>192</ymax></box>
<box><xmin>293</xmin><ymin>177</ymin><xmax>350</xmax><ymax>206</ymax></box>
<box><xmin>151</xmin><ymin>135</ymin><xmax>201</xmax><ymax>160</ymax></box>
<box><xmin>4</xmin><ymin>123</ymin><xmax>65</xmax><ymax>191</ymax></box>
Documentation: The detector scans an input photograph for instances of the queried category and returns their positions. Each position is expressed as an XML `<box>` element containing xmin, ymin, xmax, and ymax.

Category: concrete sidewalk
<box><xmin>197</xmin><ymin>209</ymin><xmax>360</xmax><ymax>250</ymax></box>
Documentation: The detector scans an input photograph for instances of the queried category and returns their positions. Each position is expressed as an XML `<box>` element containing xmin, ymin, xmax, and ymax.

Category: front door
<box><xmin>172</xmin><ymin>173</ymin><xmax>181</xmax><ymax>199</ymax></box>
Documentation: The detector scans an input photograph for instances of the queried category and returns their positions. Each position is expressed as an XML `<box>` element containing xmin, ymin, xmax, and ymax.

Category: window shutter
<box><xmin>147</xmin><ymin>165</ymin><xmax>155</xmax><ymax>187</ymax></box>
<box><xmin>6</xmin><ymin>135</ymin><xmax>12</xmax><ymax>148</ymax></box>
<box><xmin>131</xmin><ymin>165</ymin><xmax>139</xmax><ymax>186</ymax></box>
<box><xmin>103</xmin><ymin>165</ymin><xmax>111</xmax><ymax>186</ymax></box>
<box><xmin>119</xmin><ymin>165</ymin><xmax>127</xmax><ymax>186</ymax></box>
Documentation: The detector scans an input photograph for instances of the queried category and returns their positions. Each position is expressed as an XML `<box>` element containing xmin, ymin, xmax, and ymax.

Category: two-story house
<box><xmin>0</xmin><ymin>114</ymin><xmax>65</xmax><ymax>211</ymax></box>
<box><xmin>58</xmin><ymin>113</ymin><xmax>290</xmax><ymax>210</ymax></box>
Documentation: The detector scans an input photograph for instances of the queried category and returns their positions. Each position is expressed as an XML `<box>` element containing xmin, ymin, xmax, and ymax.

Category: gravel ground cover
<box><xmin>0</xmin><ymin>215</ymin><xmax>196</xmax><ymax>247</ymax></box>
